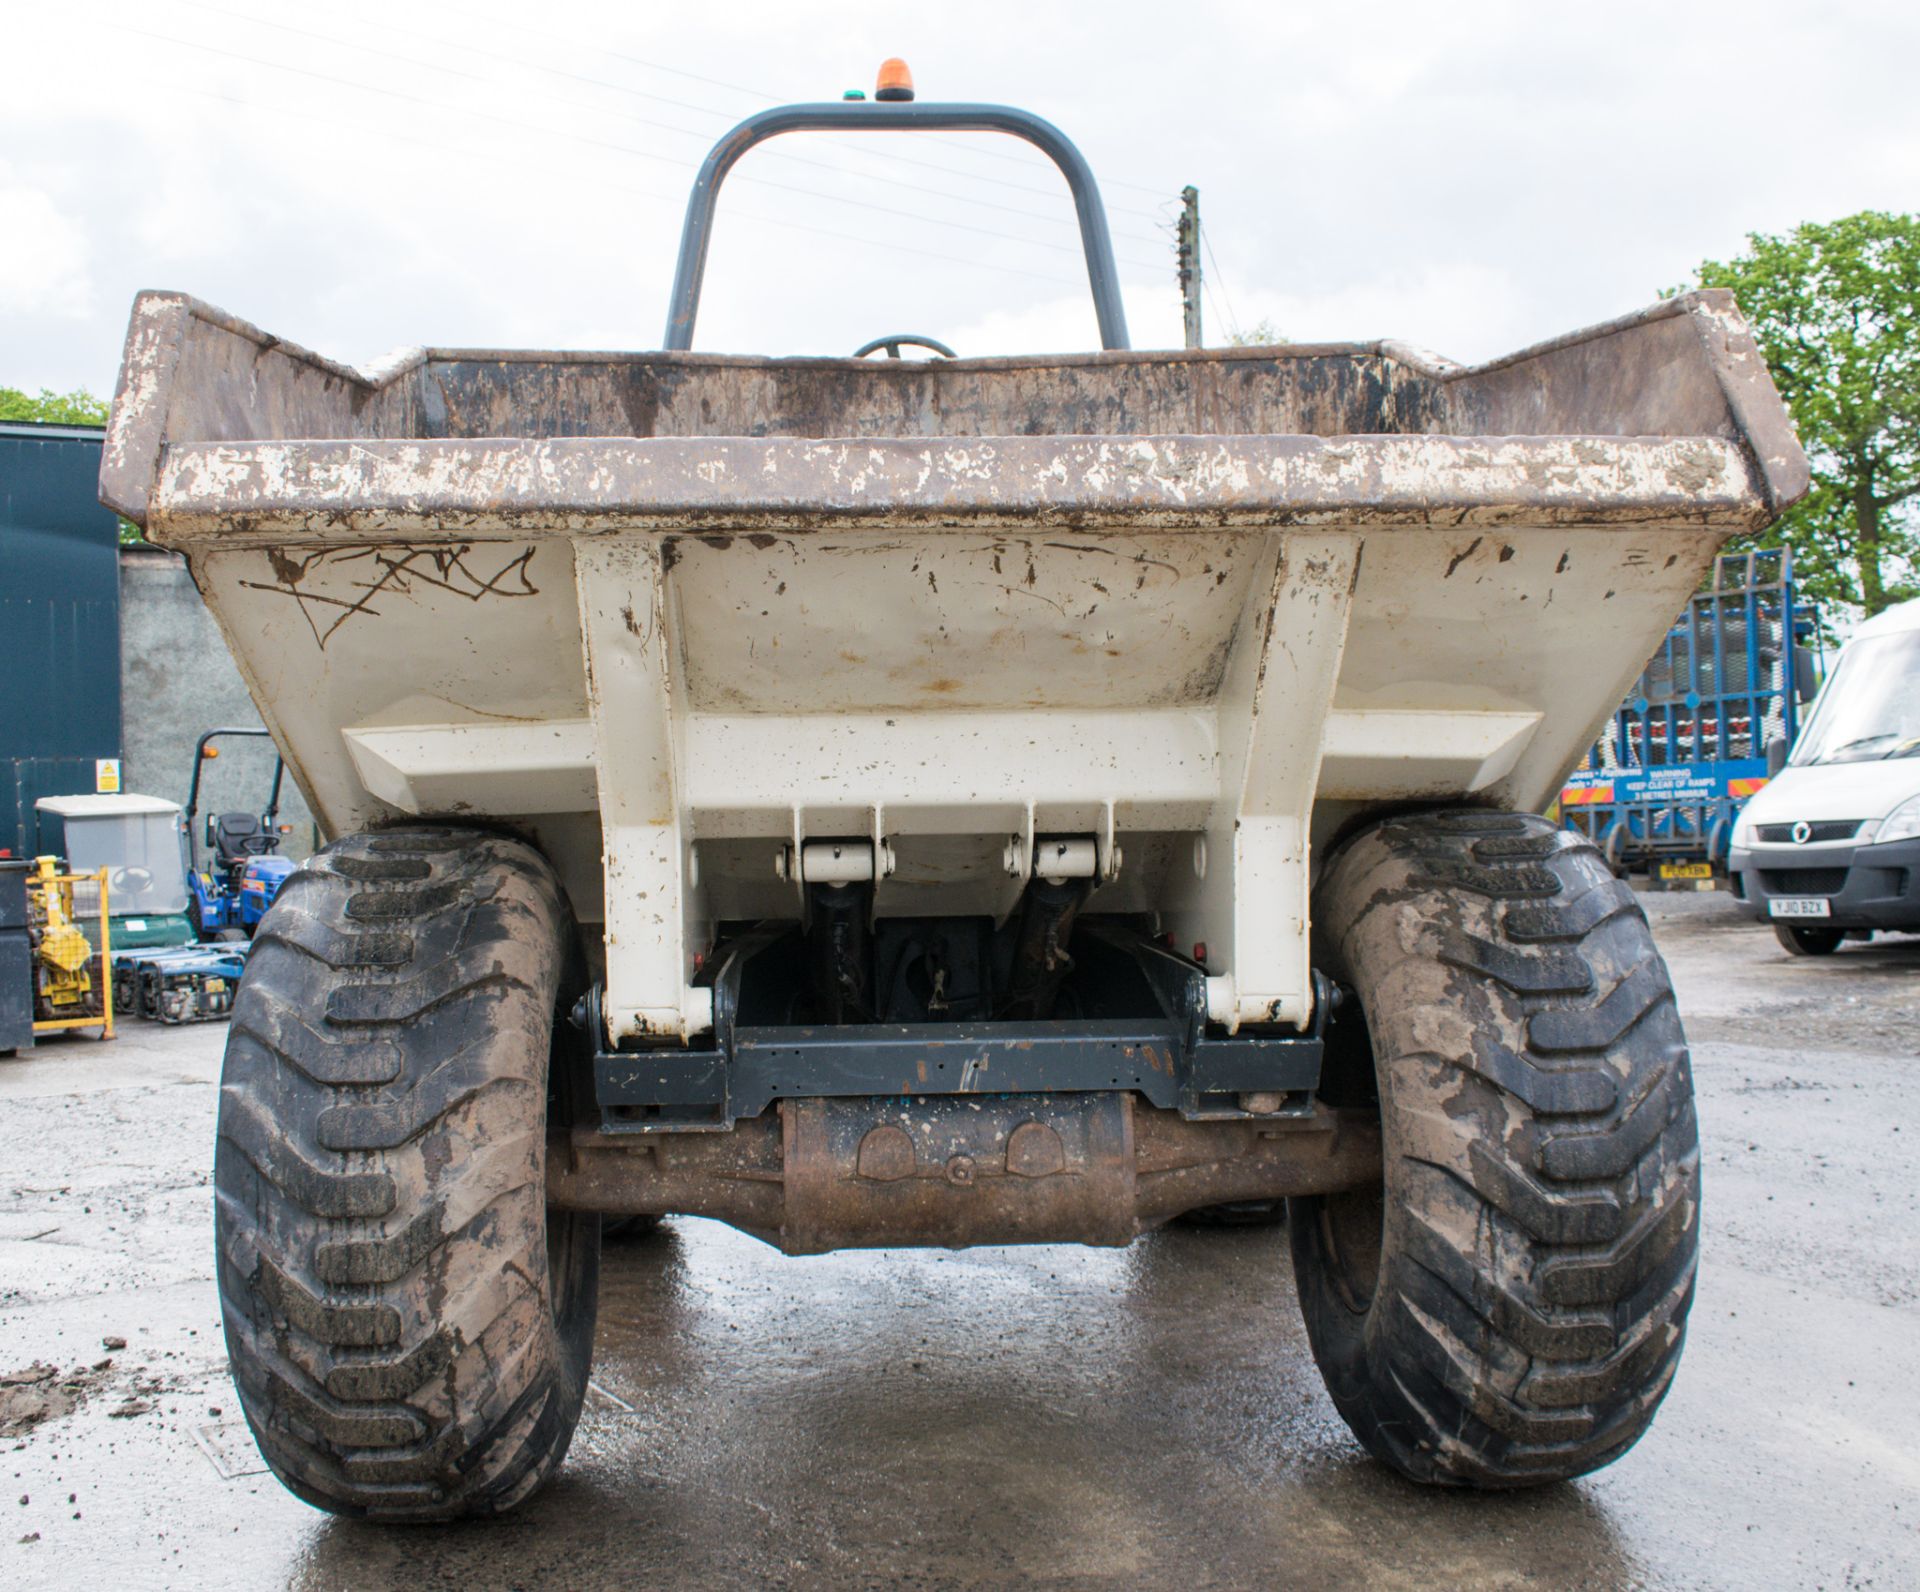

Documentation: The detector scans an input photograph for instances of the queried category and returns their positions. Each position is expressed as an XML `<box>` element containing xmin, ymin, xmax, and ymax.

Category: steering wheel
<box><xmin>111</xmin><ymin>866</ymin><xmax>154</xmax><ymax>895</ymax></box>
<box><xmin>853</xmin><ymin>334</ymin><xmax>957</xmax><ymax>360</ymax></box>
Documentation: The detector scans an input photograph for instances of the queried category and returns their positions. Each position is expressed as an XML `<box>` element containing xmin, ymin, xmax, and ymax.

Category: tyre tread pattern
<box><xmin>214</xmin><ymin>826</ymin><xmax>597</xmax><ymax>1520</ymax></box>
<box><xmin>1293</xmin><ymin>810</ymin><xmax>1699</xmax><ymax>1488</ymax></box>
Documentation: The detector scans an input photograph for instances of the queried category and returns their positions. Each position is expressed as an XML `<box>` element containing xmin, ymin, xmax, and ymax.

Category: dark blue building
<box><xmin>0</xmin><ymin>420</ymin><xmax>124</xmax><ymax>859</ymax></box>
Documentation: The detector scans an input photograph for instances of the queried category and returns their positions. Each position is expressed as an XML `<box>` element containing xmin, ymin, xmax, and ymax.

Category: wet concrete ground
<box><xmin>1</xmin><ymin>895</ymin><xmax>1916</xmax><ymax>1590</ymax></box>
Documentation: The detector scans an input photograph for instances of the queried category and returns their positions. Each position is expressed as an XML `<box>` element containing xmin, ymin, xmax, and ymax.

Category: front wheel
<box><xmin>1773</xmin><ymin>923</ymin><xmax>1844</xmax><ymax>956</ymax></box>
<box><xmin>1291</xmin><ymin>810</ymin><xmax>1699</xmax><ymax>1487</ymax></box>
<box><xmin>214</xmin><ymin>827</ymin><xmax>600</xmax><ymax>1520</ymax></box>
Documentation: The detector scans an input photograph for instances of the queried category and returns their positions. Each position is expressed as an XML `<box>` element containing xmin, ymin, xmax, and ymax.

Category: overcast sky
<box><xmin>4</xmin><ymin>0</ymin><xmax>1917</xmax><ymax>397</ymax></box>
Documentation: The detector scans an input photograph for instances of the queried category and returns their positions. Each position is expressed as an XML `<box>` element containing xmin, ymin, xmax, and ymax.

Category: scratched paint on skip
<box><xmin>668</xmin><ymin>529</ymin><xmax>1256</xmax><ymax>714</ymax></box>
<box><xmin>239</xmin><ymin>544</ymin><xmax>541</xmax><ymax>649</ymax></box>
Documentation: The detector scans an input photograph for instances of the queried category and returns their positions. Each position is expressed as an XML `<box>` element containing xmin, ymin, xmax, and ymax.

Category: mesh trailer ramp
<box><xmin>1561</xmin><ymin>547</ymin><xmax>1817</xmax><ymax>878</ymax></box>
<box><xmin>103</xmin><ymin>76</ymin><xmax>1805</xmax><ymax>1517</ymax></box>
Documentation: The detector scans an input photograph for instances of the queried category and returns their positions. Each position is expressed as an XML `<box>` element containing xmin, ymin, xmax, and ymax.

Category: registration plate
<box><xmin>1769</xmin><ymin>897</ymin><xmax>1831</xmax><ymax>919</ymax></box>
<box><xmin>1659</xmin><ymin>862</ymin><xmax>1714</xmax><ymax>880</ymax></box>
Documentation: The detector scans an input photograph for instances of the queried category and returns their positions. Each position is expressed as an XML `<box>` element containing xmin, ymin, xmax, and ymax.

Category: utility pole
<box><xmin>1176</xmin><ymin>185</ymin><xmax>1203</xmax><ymax>349</ymax></box>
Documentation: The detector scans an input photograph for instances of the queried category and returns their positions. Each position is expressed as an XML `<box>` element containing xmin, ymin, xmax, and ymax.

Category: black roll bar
<box><xmin>185</xmin><ymin>727</ymin><xmax>284</xmax><ymax>871</ymax></box>
<box><xmin>664</xmin><ymin>101</ymin><xmax>1131</xmax><ymax>352</ymax></box>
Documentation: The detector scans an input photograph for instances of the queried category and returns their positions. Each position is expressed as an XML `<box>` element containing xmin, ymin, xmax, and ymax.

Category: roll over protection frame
<box><xmin>664</xmin><ymin>101</ymin><xmax>1132</xmax><ymax>352</ymax></box>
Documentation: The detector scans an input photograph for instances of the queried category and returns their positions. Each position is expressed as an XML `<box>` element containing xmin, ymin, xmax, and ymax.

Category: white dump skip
<box><xmin>102</xmin><ymin>290</ymin><xmax>1807</xmax><ymax>1042</ymax></box>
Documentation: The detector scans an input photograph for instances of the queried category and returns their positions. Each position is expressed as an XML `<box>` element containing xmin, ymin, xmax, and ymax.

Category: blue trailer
<box><xmin>1560</xmin><ymin>549</ymin><xmax>1818</xmax><ymax>880</ymax></box>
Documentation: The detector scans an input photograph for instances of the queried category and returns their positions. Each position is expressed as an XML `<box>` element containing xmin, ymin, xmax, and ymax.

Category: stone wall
<box><xmin>119</xmin><ymin>546</ymin><xmax>318</xmax><ymax>858</ymax></box>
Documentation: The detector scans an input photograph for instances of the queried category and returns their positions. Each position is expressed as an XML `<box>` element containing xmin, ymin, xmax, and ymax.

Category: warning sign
<box><xmin>95</xmin><ymin>759</ymin><xmax>122</xmax><ymax>794</ymax></box>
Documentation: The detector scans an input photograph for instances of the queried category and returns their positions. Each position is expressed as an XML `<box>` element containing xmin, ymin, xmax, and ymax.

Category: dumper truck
<box><xmin>101</xmin><ymin>71</ymin><xmax>1806</xmax><ymax>1519</ymax></box>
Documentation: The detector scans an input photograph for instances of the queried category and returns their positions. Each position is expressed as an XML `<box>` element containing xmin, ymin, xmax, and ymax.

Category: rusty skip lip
<box><xmin>100</xmin><ymin>288</ymin><xmax>1809</xmax><ymax>531</ymax></box>
<box><xmin>143</xmin><ymin>432</ymin><xmax>1770</xmax><ymax>546</ymax></box>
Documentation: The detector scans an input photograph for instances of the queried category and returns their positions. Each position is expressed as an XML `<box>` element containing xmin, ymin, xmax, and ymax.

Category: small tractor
<box><xmin>184</xmin><ymin>727</ymin><xmax>296</xmax><ymax>942</ymax></box>
<box><xmin>104</xmin><ymin>728</ymin><xmax>297</xmax><ymax>1024</ymax></box>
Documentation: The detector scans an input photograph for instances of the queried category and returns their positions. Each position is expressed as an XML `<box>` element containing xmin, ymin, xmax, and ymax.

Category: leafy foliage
<box><xmin>1688</xmin><ymin>213</ymin><xmax>1920</xmax><ymax>618</ymax></box>
<box><xmin>0</xmin><ymin>385</ymin><xmax>111</xmax><ymax>426</ymax></box>
<box><xmin>1225</xmin><ymin>319</ymin><xmax>1285</xmax><ymax>347</ymax></box>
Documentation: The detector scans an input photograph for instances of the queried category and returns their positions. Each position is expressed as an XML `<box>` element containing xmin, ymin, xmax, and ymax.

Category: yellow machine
<box><xmin>27</xmin><ymin>858</ymin><xmax>114</xmax><ymax>1038</ymax></box>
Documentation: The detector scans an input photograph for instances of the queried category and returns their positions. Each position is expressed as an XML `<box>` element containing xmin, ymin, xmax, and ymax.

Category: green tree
<box><xmin>1687</xmin><ymin>212</ymin><xmax>1920</xmax><ymax>618</ymax></box>
<box><xmin>0</xmin><ymin>385</ymin><xmax>111</xmax><ymax>426</ymax></box>
<box><xmin>1226</xmin><ymin>319</ymin><xmax>1284</xmax><ymax>347</ymax></box>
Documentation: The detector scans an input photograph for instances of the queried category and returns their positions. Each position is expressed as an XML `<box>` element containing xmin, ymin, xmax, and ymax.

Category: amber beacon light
<box><xmin>875</xmin><ymin>57</ymin><xmax>915</xmax><ymax>101</ymax></box>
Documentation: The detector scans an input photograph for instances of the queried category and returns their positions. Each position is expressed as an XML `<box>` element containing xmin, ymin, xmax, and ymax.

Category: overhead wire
<box><xmin>1201</xmin><ymin>222</ymin><xmax>1246</xmax><ymax>342</ymax></box>
<box><xmin>185</xmin><ymin>0</ymin><xmax>1171</xmax><ymax>243</ymax></box>
<box><xmin>113</xmin><ymin>16</ymin><xmax>1169</xmax><ymax>275</ymax></box>
<box><xmin>169</xmin><ymin>82</ymin><xmax>1089</xmax><ymax>293</ymax></box>
<box><xmin>350</xmin><ymin>0</ymin><xmax>1175</xmax><ymax>227</ymax></box>
<box><xmin>441</xmin><ymin>0</ymin><xmax>1178</xmax><ymax>198</ymax></box>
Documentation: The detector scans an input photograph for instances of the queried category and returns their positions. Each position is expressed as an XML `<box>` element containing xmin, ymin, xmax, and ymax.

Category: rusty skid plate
<box><xmin>782</xmin><ymin>1093</ymin><xmax>1135</xmax><ymax>1253</ymax></box>
<box><xmin>549</xmin><ymin>1093</ymin><xmax>1382</xmax><ymax>1253</ymax></box>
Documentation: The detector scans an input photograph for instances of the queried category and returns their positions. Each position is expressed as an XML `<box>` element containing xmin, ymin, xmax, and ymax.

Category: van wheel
<box><xmin>1773</xmin><ymin>923</ymin><xmax>1843</xmax><ymax>956</ymax></box>
<box><xmin>1293</xmin><ymin>810</ymin><xmax>1698</xmax><ymax>1487</ymax></box>
<box><xmin>214</xmin><ymin>827</ymin><xmax>599</xmax><ymax>1520</ymax></box>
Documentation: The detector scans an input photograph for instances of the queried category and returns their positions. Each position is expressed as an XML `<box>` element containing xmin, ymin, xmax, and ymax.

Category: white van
<box><xmin>1729</xmin><ymin>596</ymin><xmax>1920</xmax><ymax>954</ymax></box>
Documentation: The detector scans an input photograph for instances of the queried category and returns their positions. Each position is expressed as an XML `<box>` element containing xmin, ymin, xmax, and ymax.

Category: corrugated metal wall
<box><xmin>0</xmin><ymin>422</ymin><xmax>123</xmax><ymax>858</ymax></box>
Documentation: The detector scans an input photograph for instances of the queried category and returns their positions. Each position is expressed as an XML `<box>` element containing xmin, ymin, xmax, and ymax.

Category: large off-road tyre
<box><xmin>1291</xmin><ymin>809</ymin><xmax>1699</xmax><ymax>1487</ymax></box>
<box><xmin>214</xmin><ymin>827</ymin><xmax>600</xmax><ymax>1520</ymax></box>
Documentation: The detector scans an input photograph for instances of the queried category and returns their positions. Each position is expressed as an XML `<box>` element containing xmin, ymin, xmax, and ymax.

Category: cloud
<box><xmin>944</xmin><ymin>285</ymin><xmax>1184</xmax><ymax>358</ymax></box>
<box><xmin>3</xmin><ymin>1</ymin><xmax>1919</xmax><ymax>392</ymax></box>
<box><xmin>0</xmin><ymin>173</ymin><xmax>92</xmax><ymax>319</ymax></box>
<box><xmin>941</xmin><ymin>268</ymin><xmax>1567</xmax><ymax>367</ymax></box>
<box><xmin>1229</xmin><ymin>263</ymin><xmax>1538</xmax><ymax>366</ymax></box>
